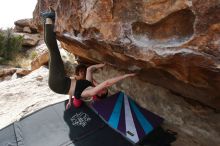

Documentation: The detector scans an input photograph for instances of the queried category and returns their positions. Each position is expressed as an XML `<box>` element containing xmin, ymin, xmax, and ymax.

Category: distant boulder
<box><xmin>14</xmin><ymin>33</ymin><xmax>40</xmax><ymax>47</ymax></box>
<box><xmin>23</xmin><ymin>26</ymin><xmax>32</xmax><ymax>33</ymax></box>
<box><xmin>14</xmin><ymin>18</ymin><xmax>38</xmax><ymax>33</ymax></box>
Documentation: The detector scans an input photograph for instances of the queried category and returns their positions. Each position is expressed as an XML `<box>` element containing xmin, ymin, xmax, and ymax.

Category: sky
<box><xmin>0</xmin><ymin>0</ymin><xmax>37</xmax><ymax>29</ymax></box>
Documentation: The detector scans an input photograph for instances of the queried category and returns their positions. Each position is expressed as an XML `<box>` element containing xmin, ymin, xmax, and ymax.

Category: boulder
<box><xmin>14</xmin><ymin>18</ymin><xmax>38</xmax><ymax>33</ymax></box>
<box><xmin>14</xmin><ymin>25</ymin><xmax>24</xmax><ymax>32</ymax></box>
<box><xmin>22</xmin><ymin>34</ymin><xmax>40</xmax><ymax>46</ymax></box>
<box><xmin>0</xmin><ymin>66</ymin><xmax>68</xmax><ymax>129</ymax></box>
<box><xmin>16</xmin><ymin>68</ymin><xmax>32</xmax><ymax>76</ymax></box>
<box><xmin>0</xmin><ymin>65</ymin><xmax>219</xmax><ymax>146</ymax></box>
<box><xmin>14</xmin><ymin>33</ymin><xmax>40</xmax><ymax>47</ymax></box>
<box><xmin>31</xmin><ymin>49</ymin><xmax>49</xmax><ymax>70</ymax></box>
<box><xmin>33</xmin><ymin>0</ymin><xmax>220</xmax><ymax>110</ymax></box>
<box><xmin>0</xmin><ymin>67</ymin><xmax>17</xmax><ymax>81</ymax></box>
<box><xmin>0</xmin><ymin>68</ymin><xmax>17</xmax><ymax>77</ymax></box>
<box><xmin>23</xmin><ymin>26</ymin><xmax>32</xmax><ymax>33</ymax></box>
<box><xmin>30</xmin><ymin>43</ymin><xmax>76</xmax><ymax>74</ymax></box>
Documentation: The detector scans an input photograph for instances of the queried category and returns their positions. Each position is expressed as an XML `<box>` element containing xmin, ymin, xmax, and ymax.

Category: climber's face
<box><xmin>74</xmin><ymin>70</ymin><xmax>86</xmax><ymax>80</ymax></box>
<box><xmin>78</xmin><ymin>70</ymin><xmax>86</xmax><ymax>79</ymax></box>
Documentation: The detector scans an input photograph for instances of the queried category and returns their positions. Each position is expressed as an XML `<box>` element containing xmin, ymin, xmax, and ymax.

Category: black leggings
<box><xmin>44</xmin><ymin>24</ymin><xmax>71</xmax><ymax>94</ymax></box>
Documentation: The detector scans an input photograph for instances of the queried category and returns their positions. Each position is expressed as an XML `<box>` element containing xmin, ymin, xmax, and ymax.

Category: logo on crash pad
<box><xmin>70</xmin><ymin>112</ymin><xmax>91</xmax><ymax>127</ymax></box>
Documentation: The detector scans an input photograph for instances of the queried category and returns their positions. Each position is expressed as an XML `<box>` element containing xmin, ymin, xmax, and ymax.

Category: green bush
<box><xmin>0</xmin><ymin>28</ymin><xmax>23</xmax><ymax>60</ymax></box>
<box><xmin>31</xmin><ymin>51</ymin><xmax>38</xmax><ymax>59</ymax></box>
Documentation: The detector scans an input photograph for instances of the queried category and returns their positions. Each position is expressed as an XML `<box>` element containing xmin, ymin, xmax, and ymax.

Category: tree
<box><xmin>0</xmin><ymin>28</ymin><xmax>23</xmax><ymax>60</ymax></box>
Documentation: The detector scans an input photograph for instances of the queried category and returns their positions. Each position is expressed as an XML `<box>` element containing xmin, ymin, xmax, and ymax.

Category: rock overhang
<box><xmin>33</xmin><ymin>0</ymin><xmax>220</xmax><ymax>110</ymax></box>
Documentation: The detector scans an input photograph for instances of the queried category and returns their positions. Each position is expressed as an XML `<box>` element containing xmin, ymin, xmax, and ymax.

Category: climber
<box><xmin>74</xmin><ymin>63</ymin><xmax>87</xmax><ymax>80</ymax></box>
<box><xmin>41</xmin><ymin>8</ymin><xmax>135</xmax><ymax>109</ymax></box>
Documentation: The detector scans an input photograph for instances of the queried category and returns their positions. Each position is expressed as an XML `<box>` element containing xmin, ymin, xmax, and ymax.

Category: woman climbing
<box><xmin>41</xmin><ymin>8</ymin><xmax>135</xmax><ymax>109</ymax></box>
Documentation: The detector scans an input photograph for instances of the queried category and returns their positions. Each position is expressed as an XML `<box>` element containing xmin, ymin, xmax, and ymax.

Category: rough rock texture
<box><xmin>30</xmin><ymin>43</ymin><xmax>76</xmax><ymax>72</ymax></box>
<box><xmin>94</xmin><ymin>65</ymin><xmax>220</xmax><ymax>146</ymax></box>
<box><xmin>0</xmin><ymin>66</ymin><xmax>219</xmax><ymax>146</ymax></box>
<box><xmin>0</xmin><ymin>68</ymin><xmax>17</xmax><ymax>77</ymax></box>
<box><xmin>0</xmin><ymin>67</ymin><xmax>17</xmax><ymax>81</ymax></box>
<box><xmin>31</xmin><ymin>44</ymin><xmax>49</xmax><ymax>70</ymax></box>
<box><xmin>16</xmin><ymin>68</ymin><xmax>32</xmax><ymax>76</ymax></box>
<box><xmin>0</xmin><ymin>66</ymin><xmax>68</xmax><ymax>129</ymax></box>
<box><xmin>23</xmin><ymin>26</ymin><xmax>32</xmax><ymax>33</ymax></box>
<box><xmin>14</xmin><ymin>19</ymin><xmax>40</xmax><ymax>47</ymax></box>
<box><xmin>14</xmin><ymin>19</ymin><xmax>38</xmax><ymax>33</ymax></box>
<box><xmin>22</xmin><ymin>33</ymin><xmax>40</xmax><ymax>47</ymax></box>
<box><xmin>33</xmin><ymin>0</ymin><xmax>220</xmax><ymax>110</ymax></box>
<box><xmin>0</xmin><ymin>67</ymin><xmax>31</xmax><ymax>81</ymax></box>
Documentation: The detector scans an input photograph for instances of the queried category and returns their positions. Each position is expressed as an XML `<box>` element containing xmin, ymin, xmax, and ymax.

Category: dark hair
<box><xmin>75</xmin><ymin>64</ymin><xmax>87</xmax><ymax>75</ymax></box>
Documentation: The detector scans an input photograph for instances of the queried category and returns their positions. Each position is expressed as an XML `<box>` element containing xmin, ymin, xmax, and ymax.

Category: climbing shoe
<box><xmin>40</xmin><ymin>11</ymin><xmax>55</xmax><ymax>20</ymax></box>
<box><xmin>40</xmin><ymin>7</ymin><xmax>55</xmax><ymax>23</ymax></box>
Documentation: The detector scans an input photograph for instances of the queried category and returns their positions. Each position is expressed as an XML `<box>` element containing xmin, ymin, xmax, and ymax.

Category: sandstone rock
<box><xmin>14</xmin><ymin>25</ymin><xmax>24</xmax><ymax>32</ymax></box>
<box><xmin>0</xmin><ymin>67</ymin><xmax>32</xmax><ymax>80</ymax></box>
<box><xmin>14</xmin><ymin>18</ymin><xmax>38</xmax><ymax>33</ymax></box>
<box><xmin>23</xmin><ymin>34</ymin><xmax>40</xmax><ymax>46</ymax></box>
<box><xmin>33</xmin><ymin>0</ymin><xmax>220</xmax><ymax>110</ymax></box>
<box><xmin>30</xmin><ymin>43</ymin><xmax>76</xmax><ymax>73</ymax></box>
<box><xmin>0</xmin><ymin>67</ymin><xmax>17</xmax><ymax>81</ymax></box>
<box><xmin>16</xmin><ymin>68</ymin><xmax>32</xmax><ymax>76</ymax></box>
<box><xmin>15</xmin><ymin>19</ymin><xmax>32</xmax><ymax>27</ymax></box>
<box><xmin>30</xmin><ymin>43</ymin><xmax>50</xmax><ymax>71</ymax></box>
<box><xmin>0</xmin><ymin>65</ymin><xmax>219</xmax><ymax>146</ymax></box>
<box><xmin>11</xmin><ymin>73</ymin><xmax>18</xmax><ymax>80</ymax></box>
<box><xmin>0</xmin><ymin>68</ymin><xmax>17</xmax><ymax>77</ymax></box>
<box><xmin>14</xmin><ymin>33</ymin><xmax>40</xmax><ymax>47</ymax></box>
<box><xmin>0</xmin><ymin>66</ymin><xmax>68</xmax><ymax>129</ymax></box>
<box><xmin>93</xmin><ymin>65</ymin><xmax>220</xmax><ymax>146</ymax></box>
<box><xmin>31</xmin><ymin>49</ymin><xmax>49</xmax><ymax>70</ymax></box>
<box><xmin>23</xmin><ymin>26</ymin><xmax>32</xmax><ymax>33</ymax></box>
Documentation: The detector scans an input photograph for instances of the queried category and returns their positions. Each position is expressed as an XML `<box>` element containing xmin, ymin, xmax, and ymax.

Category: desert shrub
<box><xmin>0</xmin><ymin>30</ymin><xmax>5</xmax><ymax>56</ymax></box>
<box><xmin>31</xmin><ymin>51</ymin><xmax>38</xmax><ymax>59</ymax></box>
<box><xmin>0</xmin><ymin>28</ymin><xmax>23</xmax><ymax>60</ymax></box>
